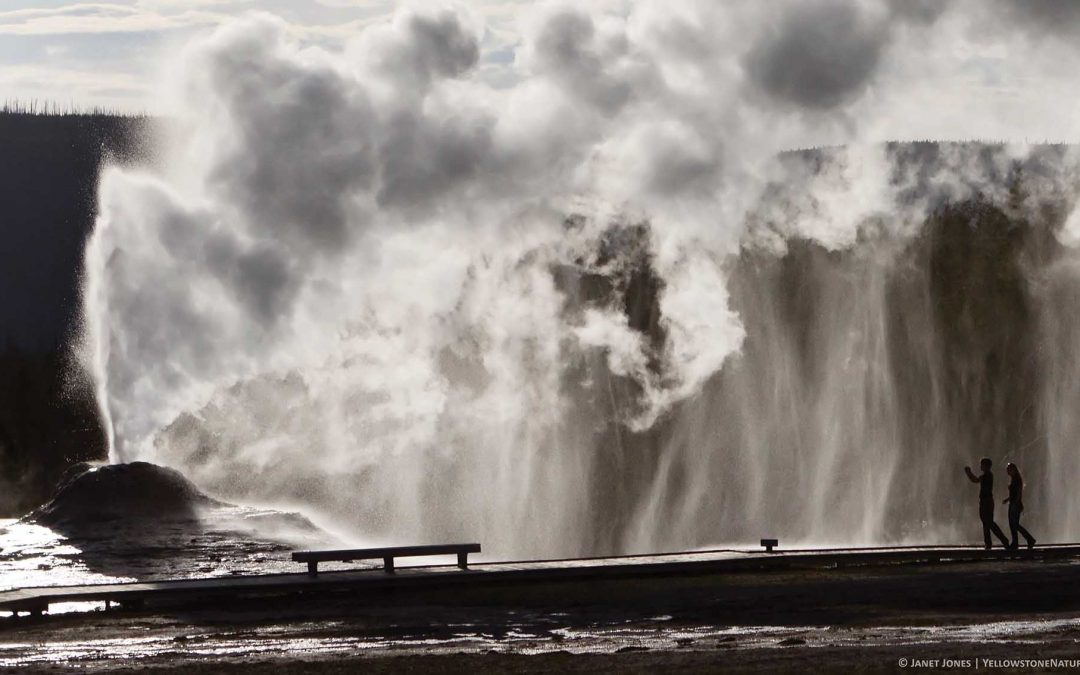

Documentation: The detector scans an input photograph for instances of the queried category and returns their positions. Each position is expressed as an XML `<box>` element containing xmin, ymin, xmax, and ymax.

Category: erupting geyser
<box><xmin>78</xmin><ymin>2</ymin><xmax>1080</xmax><ymax>558</ymax></box>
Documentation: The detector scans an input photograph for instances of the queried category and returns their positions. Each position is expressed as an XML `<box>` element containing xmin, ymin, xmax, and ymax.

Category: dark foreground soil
<box><xmin>13</xmin><ymin>638</ymin><xmax>1080</xmax><ymax>674</ymax></box>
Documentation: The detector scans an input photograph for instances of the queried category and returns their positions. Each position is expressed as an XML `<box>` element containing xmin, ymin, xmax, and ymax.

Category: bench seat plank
<box><xmin>292</xmin><ymin>543</ymin><xmax>481</xmax><ymax>576</ymax></box>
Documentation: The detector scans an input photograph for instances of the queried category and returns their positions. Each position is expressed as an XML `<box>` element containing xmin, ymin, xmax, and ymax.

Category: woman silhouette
<box><xmin>1003</xmin><ymin>462</ymin><xmax>1037</xmax><ymax>550</ymax></box>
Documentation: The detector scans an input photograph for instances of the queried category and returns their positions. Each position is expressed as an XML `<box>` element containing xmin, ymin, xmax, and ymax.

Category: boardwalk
<box><xmin>2</xmin><ymin>543</ymin><xmax>1078</xmax><ymax>616</ymax></box>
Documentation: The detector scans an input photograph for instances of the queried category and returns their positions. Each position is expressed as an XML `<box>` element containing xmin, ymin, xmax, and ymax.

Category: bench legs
<box><xmin>383</xmin><ymin>557</ymin><xmax>395</xmax><ymax>574</ymax></box>
<box><xmin>457</xmin><ymin>552</ymin><xmax>469</xmax><ymax>569</ymax></box>
<box><xmin>307</xmin><ymin>561</ymin><xmax>318</xmax><ymax>577</ymax></box>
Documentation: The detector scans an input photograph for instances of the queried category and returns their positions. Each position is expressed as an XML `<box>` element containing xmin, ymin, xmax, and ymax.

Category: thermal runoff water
<box><xmin>79</xmin><ymin>1</ymin><xmax>1080</xmax><ymax>558</ymax></box>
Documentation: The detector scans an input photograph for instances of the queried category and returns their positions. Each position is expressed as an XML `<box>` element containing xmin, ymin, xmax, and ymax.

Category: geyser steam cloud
<box><xmin>82</xmin><ymin>0</ymin><xmax>1080</xmax><ymax>556</ymax></box>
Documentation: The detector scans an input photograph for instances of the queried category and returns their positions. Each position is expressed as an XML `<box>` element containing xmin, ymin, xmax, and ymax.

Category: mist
<box><xmin>80</xmin><ymin>0</ymin><xmax>1080</xmax><ymax>557</ymax></box>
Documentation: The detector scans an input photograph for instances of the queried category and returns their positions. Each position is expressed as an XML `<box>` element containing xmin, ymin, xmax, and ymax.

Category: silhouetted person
<box><xmin>965</xmin><ymin>458</ymin><xmax>1009</xmax><ymax>549</ymax></box>
<box><xmin>1003</xmin><ymin>462</ymin><xmax>1036</xmax><ymax>550</ymax></box>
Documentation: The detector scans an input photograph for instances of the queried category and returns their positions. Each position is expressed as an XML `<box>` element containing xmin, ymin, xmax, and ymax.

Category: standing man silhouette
<box><xmin>965</xmin><ymin>458</ymin><xmax>1010</xmax><ymax>549</ymax></box>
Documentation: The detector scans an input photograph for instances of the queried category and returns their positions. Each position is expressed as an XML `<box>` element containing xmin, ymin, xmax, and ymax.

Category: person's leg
<box><xmin>1012</xmin><ymin>505</ymin><xmax>1036</xmax><ymax>546</ymax></box>
<box><xmin>1008</xmin><ymin>504</ymin><xmax>1021</xmax><ymax>548</ymax></box>
<box><xmin>982</xmin><ymin>501</ymin><xmax>1008</xmax><ymax>548</ymax></box>
<box><xmin>990</xmin><ymin>519</ymin><xmax>1010</xmax><ymax>547</ymax></box>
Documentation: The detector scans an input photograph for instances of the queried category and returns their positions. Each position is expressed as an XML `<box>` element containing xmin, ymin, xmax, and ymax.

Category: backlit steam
<box><xmin>81</xmin><ymin>1</ymin><xmax>1080</xmax><ymax>557</ymax></box>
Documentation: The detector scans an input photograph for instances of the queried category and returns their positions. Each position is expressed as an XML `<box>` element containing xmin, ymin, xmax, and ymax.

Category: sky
<box><xmin>2</xmin><ymin>0</ymin><xmax>1080</xmax><ymax>145</ymax></box>
<box><xmin>0</xmin><ymin>0</ymin><xmax>528</xmax><ymax>112</ymax></box>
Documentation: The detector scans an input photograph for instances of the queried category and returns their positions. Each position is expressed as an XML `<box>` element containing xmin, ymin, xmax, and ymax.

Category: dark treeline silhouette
<box><xmin>0</xmin><ymin>109</ymin><xmax>153</xmax><ymax>515</ymax></box>
<box><xmin>0</xmin><ymin>344</ymin><xmax>105</xmax><ymax>515</ymax></box>
<box><xmin>1</xmin><ymin>100</ymin><xmax>142</xmax><ymax>118</ymax></box>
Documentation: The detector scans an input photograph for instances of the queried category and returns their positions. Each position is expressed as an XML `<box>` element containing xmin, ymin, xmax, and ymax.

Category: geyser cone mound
<box><xmin>23</xmin><ymin>462</ymin><xmax>335</xmax><ymax>581</ymax></box>
<box><xmin>29</xmin><ymin>461</ymin><xmax>220</xmax><ymax>528</ymax></box>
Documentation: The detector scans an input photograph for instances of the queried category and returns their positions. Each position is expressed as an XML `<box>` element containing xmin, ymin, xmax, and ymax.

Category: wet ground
<box><xmin>4</xmin><ymin>610</ymin><xmax>1080</xmax><ymax>672</ymax></box>
<box><xmin>0</xmin><ymin>510</ymin><xmax>336</xmax><ymax>595</ymax></box>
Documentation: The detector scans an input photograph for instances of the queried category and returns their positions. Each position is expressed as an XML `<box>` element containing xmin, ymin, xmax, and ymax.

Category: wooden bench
<box><xmin>292</xmin><ymin>543</ymin><xmax>482</xmax><ymax>576</ymax></box>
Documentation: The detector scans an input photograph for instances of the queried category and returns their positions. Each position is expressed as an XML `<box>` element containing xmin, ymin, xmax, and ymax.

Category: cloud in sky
<box><xmin>0</xmin><ymin>1</ymin><xmax>225</xmax><ymax>108</ymax></box>
<box><xmin>0</xmin><ymin>1</ymin><xmax>529</xmax><ymax>109</ymax></box>
<box><xmin>0</xmin><ymin>3</ymin><xmax>229</xmax><ymax>35</ymax></box>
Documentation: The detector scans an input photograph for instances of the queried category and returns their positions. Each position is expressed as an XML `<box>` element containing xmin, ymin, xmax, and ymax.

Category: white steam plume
<box><xmin>81</xmin><ymin>0</ymin><xmax>1080</xmax><ymax>555</ymax></box>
